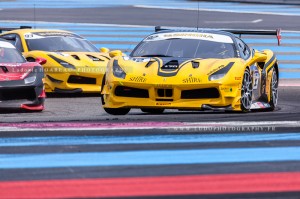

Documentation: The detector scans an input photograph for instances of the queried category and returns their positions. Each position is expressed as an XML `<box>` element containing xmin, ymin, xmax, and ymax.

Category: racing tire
<box><xmin>104</xmin><ymin>108</ymin><xmax>130</xmax><ymax>115</ymax></box>
<box><xmin>240</xmin><ymin>68</ymin><xmax>253</xmax><ymax>112</ymax></box>
<box><xmin>141</xmin><ymin>108</ymin><xmax>165</xmax><ymax>114</ymax></box>
<box><xmin>269</xmin><ymin>69</ymin><xmax>279</xmax><ymax>111</ymax></box>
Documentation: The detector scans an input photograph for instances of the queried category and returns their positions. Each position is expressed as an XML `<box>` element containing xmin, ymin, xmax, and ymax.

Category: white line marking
<box><xmin>133</xmin><ymin>5</ymin><xmax>300</xmax><ymax>17</ymax></box>
<box><xmin>0</xmin><ymin>121</ymin><xmax>299</xmax><ymax>132</ymax></box>
<box><xmin>280</xmin><ymin>84</ymin><xmax>300</xmax><ymax>87</ymax></box>
<box><xmin>253</xmin><ymin>19</ymin><xmax>263</xmax><ymax>23</ymax></box>
<box><xmin>204</xmin><ymin>19</ymin><xmax>263</xmax><ymax>24</ymax></box>
<box><xmin>186</xmin><ymin>121</ymin><xmax>300</xmax><ymax>126</ymax></box>
<box><xmin>0</xmin><ymin>20</ymin><xmax>153</xmax><ymax>28</ymax></box>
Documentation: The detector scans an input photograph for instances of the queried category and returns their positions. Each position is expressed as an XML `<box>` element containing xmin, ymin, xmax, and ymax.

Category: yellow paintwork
<box><xmin>0</xmin><ymin>29</ymin><xmax>110</xmax><ymax>93</ymax></box>
<box><xmin>103</xmin><ymin>49</ymin><xmax>277</xmax><ymax>111</ymax></box>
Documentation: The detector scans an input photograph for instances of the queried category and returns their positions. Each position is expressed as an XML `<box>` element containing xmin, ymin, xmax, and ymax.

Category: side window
<box><xmin>235</xmin><ymin>38</ymin><xmax>250</xmax><ymax>60</ymax></box>
<box><xmin>0</xmin><ymin>34</ymin><xmax>24</xmax><ymax>52</ymax></box>
<box><xmin>15</xmin><ymin>35</ymin><xmax>24</xmax><ymax>52</ymax></box>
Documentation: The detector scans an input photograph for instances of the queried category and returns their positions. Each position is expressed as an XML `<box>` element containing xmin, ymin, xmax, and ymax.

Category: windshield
<box><xmin>131</xmin><ymin>38</ymin><xmax>236</xmax><ymax>59</ymax></box>
<box><xmin>25</xmin><ymin>32</ymin><xmax>98</xmax><ymax>52</ymax></box>
<box><xmin>0</xmin><ymin>46</ymin><xmax>25</xmax><ymax>63</ymax></box>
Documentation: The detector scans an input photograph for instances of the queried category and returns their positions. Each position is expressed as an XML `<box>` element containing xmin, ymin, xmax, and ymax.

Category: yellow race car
<box><xmin>102</xmin><ymin>27</ymin><xmax>281</xmax><ymax>115</ymax></box>
<box><xmin>0</xmin><ymin>28</ymin><xmax>110</xmax><ymax>93</ymax></box>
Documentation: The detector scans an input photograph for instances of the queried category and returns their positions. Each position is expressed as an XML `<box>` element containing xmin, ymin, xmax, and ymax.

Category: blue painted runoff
<box><xmin>1</xmin><ymin>147</ymin><xmax>300</xmax><ymax>168</ymax></box>
<box><xmin>1</xmin><ymin>133</ymin><xmax>300</xmax><ymax>147</ymax></box>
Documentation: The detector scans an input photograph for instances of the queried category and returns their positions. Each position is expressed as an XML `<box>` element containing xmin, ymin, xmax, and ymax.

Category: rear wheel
<box><xmin>269</xmin><ymin>69</ymin><xmax>278</xmax><ymax>111</ymax></box>
<box><xmin>141</xmin><ymin>108</ymin><xmax>164</xmax><ymax>114</ymax></box>
<box><xmin>104</xmin><ymin>108</ymin><xmax>130</xmax><ymax>115</ymax></box>
<box><xmin>240</xmin><ymin>68</ymin><xmax>253</xmax><ymax>112</ymax></box>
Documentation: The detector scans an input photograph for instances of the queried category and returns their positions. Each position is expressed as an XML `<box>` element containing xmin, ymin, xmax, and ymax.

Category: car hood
<box><xmin>117</xmin><ymin>56</ymin><xmax>243</xmax><ymax>79</ymax></box>
<box><xmin>26</xmin><ymin>51</ymin><xmax>110</xmax><ymax>68</ymax></box>
<box><xmin>0</xmin><ymin>62</ymin><xmax>38</xmax><ymax>81</ymax></box>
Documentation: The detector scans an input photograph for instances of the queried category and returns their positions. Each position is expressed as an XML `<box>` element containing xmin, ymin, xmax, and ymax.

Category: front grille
<box><xmin>157</xmin><ymin>89</ymin><xmax>173</xmax><ymax>97</ymax></box>
<box><xmin>115</xmin><ymin>86</ymin><xmax>149</xmax><ymax>98</ymax></box>
<box><xmin>181</xmin><ymin>88</ymin><xmax>220</xmax><ymax>99</ymax></box>
<box><xmin>67</xmin><ymin>75</ymin><xmax>96</xmax><ymax>84</ymax></box>
<box><xmin>0</xmin><ymin>87</ymin><xmax>36</xmax><ymax>101</ymax></box>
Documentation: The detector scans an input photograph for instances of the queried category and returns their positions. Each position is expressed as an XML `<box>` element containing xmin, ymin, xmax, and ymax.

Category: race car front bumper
<box><xmin>0</xmin><ymin>74</ymin><xmax>45</xmax><ymax>111</ymax></box>
<box><xmin>44</xmin><ymin>72</ymin><xmax>104</xmax><ymax>93</ymax></box>
<box><xmin>103</xmin><ymin>81</ymin><xmax>243</xmax><ymax>111</ymax></box>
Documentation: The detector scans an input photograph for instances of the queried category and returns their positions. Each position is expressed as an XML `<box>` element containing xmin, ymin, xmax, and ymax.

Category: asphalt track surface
<box><xmin>0</xmin><ymin>87</ymin><xmax>299</xmax><ymax>123</ymax></box>
<box><xmin>1</xmin><ymin>1</ymin><xmax>300</xmax><ymax>199</ymax></box>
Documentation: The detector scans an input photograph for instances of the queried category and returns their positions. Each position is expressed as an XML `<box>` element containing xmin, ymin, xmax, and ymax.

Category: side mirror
<box><xmin>109</xmin><ymin>50</ymin><xmax>122</xmax><ymax>58</ymax></box>
<box><xmin>100</xmin><ymin>47</ymin><xmax>109</xmax><ymax>53</ymax></box>
<box><xmin>35</xmin><ymin>57</ymin><xmax>47</xmax><ymax>65</ymax></box>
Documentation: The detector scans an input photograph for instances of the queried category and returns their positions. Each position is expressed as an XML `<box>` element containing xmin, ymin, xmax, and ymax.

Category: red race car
<box><xmin>0</xmin><ymin>38</ymin><xmax>46</xmax><ymax>111</ymax></box>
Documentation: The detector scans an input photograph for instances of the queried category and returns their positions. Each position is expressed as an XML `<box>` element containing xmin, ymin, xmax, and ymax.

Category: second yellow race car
<box><xmin>0</xmin><ymin>28</ymin><xmax>110</xmax><ymax>93</ymax></box>
<box><xmin>102</xmin><ymin>27</ymin><xmax>281</xmax><ymax>115</ymax></box>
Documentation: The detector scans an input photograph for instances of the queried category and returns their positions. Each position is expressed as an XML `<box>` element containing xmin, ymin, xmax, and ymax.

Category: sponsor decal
<box><xmin>220</xmin><ymin>87</ymin><xmax>233</xmax><ymax>92</ymax></box>
<box><xmin>261</xmin><ymin>84</ymin><xmax>266</xmax><ymax>94</ymax></box>
<box><xmin>154</xmin><ymin>84</ymin><xmax>172</xmax><ymax>88</ymax></box>
<box><xmin>257</xmin><ymin>102</ymin><xmax>265</xmax><ymax>108</ymax></box>
<box><xmin>235</xmin><ymin>77</ymin><xmax>242</xmax><ymax>80</ymax></box>
<box><xmin>145</xmin><ymin>35</ymin><xmax>159</xmax><ymax>40</ymax></box>
<box><xmin>182</xmin><ymin>77</ymin><xmax>201</xmax><ymax>83</ymax></box>
<box><xmin>144</xmin><ymin>32</ymin><xmax>234</xmax><ymax>43</ymax></box>
<box><xmin>251</xmin><ymin>102</ymin><xmax>270</xmax><ymax>109</ymax></box>
<box><xmin>164</xmin><ymin>33</ymin><xmax>214</xmax><ymax>39</ymax></box>
<box><xmin>156</xmin><ymin>102</ymin><xmax>172</xmax><ymax>106</ymax></box>
<box><xmin>253</xmin><ymin>70</ymin><xmax>260</xmax><ymax>90</ymax></box>
<box><xmin>163</xmin><ymin>64</ymin><xmax>178</xmax><ymax>69</ymax></box>
<box><xmin>129</xmin><ymin>76</ymin><xmax>147</xmax><ymax>83</ymax></box>
<box><xmin>250</xmin><ymin>103</ymin><xmax>260</xmax><ymax>109</ymax></box>
<box><xmin>25</xmin><ymin>32</ymin><xmax>81</xmax><ymax>40</ymax></box>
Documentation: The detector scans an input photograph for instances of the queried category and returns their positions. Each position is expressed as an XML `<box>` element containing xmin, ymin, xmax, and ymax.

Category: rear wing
<box><xmin>0</xmin><ymin>26</ymin><xmax>32</xmax><ymax>33</ymax></box>
<box><xmin>223</xmin><ymin>29</ymin><xmax>281</xmax><ymax>46</ymax></box>
<box><xmin>154</xmin><ymin>26</ymin><xmax>282</xmax><ymax>46</ymax></box>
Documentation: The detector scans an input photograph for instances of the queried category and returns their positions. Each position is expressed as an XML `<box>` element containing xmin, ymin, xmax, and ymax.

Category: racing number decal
<box><xmin>253</xmin><ymin>71</ymin><xmax>259</xmax><ymax>90</ymax></box>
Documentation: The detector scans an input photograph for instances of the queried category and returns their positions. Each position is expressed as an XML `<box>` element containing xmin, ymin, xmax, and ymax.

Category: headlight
<box><xmin>113</xmin><ymin>60</ymin><xmax>126</xmax><ymax>79</ymax></box>
<box><xmin>24</xmin><ymin>76</ymin><xmax>36</xmax><ymax>84</ymax></box>
<box><xmin>208</xmin><ymin>62</ymin><xmax>234</xmax><ymax>81</ymax></box>
<box><xmin>48</xmin><ymin>54</ymin><xmax>75</xmax><ymax>69</ymax></box>
<box><xmin>209</xmin><ymin>73</ymin><xmax>226</xmax><ymax>81</ymax></box>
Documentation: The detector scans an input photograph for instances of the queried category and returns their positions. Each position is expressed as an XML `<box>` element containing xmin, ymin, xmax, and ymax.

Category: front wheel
<box><xmin>269</xmin><ymin>69</ymin><xmax>279</xmax><ymax>111</ymax></box>
<box><xmin>240</xmin><ymin>68</ymin><xmax>253</xmax><ymax>112</ymax></box>
<box><xmin>104</xmin><ymin>108</ymin><xmax>130</xmax><ymax>115</ymax></box>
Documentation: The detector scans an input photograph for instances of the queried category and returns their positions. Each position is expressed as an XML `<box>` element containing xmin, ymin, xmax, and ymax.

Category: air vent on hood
<box><xmin>146</xmin><ymin>61</ymin><xmax>155</xmax><ymax>68</ymax></box>
<box><xmin>87</xmin><ymin>55</ymin><xmax>104</xmax><ymax>62</ymax></box>
<box><xmin>161</xmin><ymin>60</ymin><xmax>179</xmax><ymax>70</ymax></box>
<box><xmin>71</xmin><ymin>55</ymin><xmax>80</xmax><ymax>60</ymax></box>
